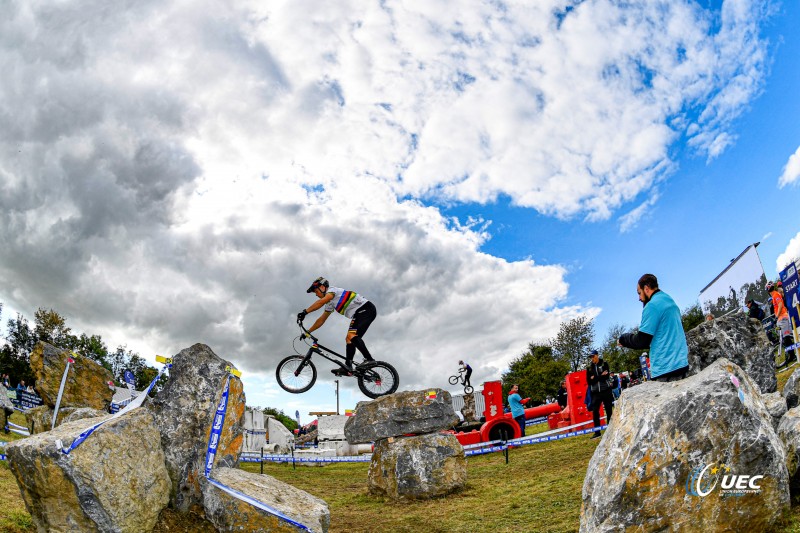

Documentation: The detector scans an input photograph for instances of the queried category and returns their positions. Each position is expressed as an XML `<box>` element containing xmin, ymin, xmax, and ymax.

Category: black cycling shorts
<box><xmin>348</xmin><ymin>301</ymin><xmax>377</xmax><ymax>337</ymax></box>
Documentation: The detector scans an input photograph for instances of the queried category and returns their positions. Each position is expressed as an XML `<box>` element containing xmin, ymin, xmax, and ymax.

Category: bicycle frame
<box><xmin>296</xmin><ymin>322</ymin><xmax>356</xmax><ymax>372</ymax></box>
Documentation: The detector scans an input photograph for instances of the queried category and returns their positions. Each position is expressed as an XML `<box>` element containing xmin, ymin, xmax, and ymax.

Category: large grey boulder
<box><xmin>686</xmin><ymin>313</ymin><xmax>776</xmax><ymax>393</ymax></box>
<box><xmin>783</xmin><ymin>368</ymin><xmax>800</xmax><ymax>409</ymax></box>
<box><xmin>148</xmin><ymin>343</ymin><xmax>246</xmax><ymax>514</ymax></box>
<box><xmin>581</xmin><ymin>358</ymin><xmax>789</xmax><ymax>533</ymax></box>
<box><xmin>777</xmin><ymin>407</ymin><xmax>800</xmax><ymax>502</ymax></box>
<box><xmin>5</xmin><ymin>408</ymin><xmax>170</xmax><ymax>532</ymax></box>
<box><xmin>763</xmin><ymin>392</ymin><xmax>788</xmax><ymax>431</ymax></box>
<box><xmin>203</xmin><ymin>467</ymin><xmax>330</xmax><ymax>532</ymax></box>
<box><xmin>344</xmin><ymin>389</ymin><xmax>458</xmax><ymax>444</ymax></box>
<box><xmin>368</xmin><ymin>433</ymin><xmax>466</xmax><ymax>500</ymax></box>
<box><xmin>29</xmin><ymin>341</ymin><xmax>115</xmax><ymax>410</ymax></box>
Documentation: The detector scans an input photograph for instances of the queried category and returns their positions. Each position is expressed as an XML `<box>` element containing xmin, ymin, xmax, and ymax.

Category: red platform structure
<box><xmin>453</xmin><ymin>380</ymin><xmax>561</xmax><ymax>446</ymax></box>
<box><xmin>546</xmin><ymin>369</ymin><xmax>604</xmax><ymax>430</ymax></box>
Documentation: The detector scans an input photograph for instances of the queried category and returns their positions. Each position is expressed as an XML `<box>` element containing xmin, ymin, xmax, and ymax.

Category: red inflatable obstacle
<box><xmin>453</xmin><ymin>381</ymin><xmax>561</xmax><ymax>446</ymax></box>
<box><xmin>547</xmin><ymin>370</ymin><xmax>604</xmax><ymax>430</ymax></box>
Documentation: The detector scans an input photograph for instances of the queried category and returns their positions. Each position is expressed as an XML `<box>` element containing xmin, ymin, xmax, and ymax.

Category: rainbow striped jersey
<box><xmin>323</xmin><ymin>287</ymin><xmax>369</xmax><ymax>318</ymax></box>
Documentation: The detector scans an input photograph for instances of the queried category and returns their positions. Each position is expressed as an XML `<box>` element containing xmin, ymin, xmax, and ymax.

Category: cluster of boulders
<box><xmin>580</xmin><ymin>313</ymin><xmax>799</xmax><ymax>532</ymax></box>
<box><xmin>344</xmin><ymin>388</ymin><xmax>466</xmax><ymax>500</ymax></box>
<box><xmin>5</xmin><ymin>342</ymin><xmax>330</xmax><ymax>533</ymax></box>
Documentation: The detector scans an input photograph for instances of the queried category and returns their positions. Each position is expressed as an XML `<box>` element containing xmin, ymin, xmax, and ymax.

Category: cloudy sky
<box><xmin>2</xmin><ymin>0</ymin><xmax>799</xmax><ymax>417</ymax></box>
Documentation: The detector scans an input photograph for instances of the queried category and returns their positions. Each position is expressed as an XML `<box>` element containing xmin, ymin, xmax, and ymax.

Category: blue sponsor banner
<box><xmin>123</xmin><ymin>369</ymin><xmax>136</xmax><ymax>387</ymax></box>
<box><xmin>205</xmin><ymin>375</ymin><xmax>231</xmax><ymax>477</ymax></box>
<box><xmin>780</xmin><ymin>261</ymin><xmax>800</xmax><ymax>341</ymax></box>
<box><xmin>13</xmin><ymin>390</ymin><xmax>43</xmax><ymax>410</ymax></box>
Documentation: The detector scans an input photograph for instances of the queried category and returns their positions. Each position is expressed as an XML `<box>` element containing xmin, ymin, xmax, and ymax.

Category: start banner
<box><xmin>780</xmin><ymin>261</ymin><xmax>800</xmax><ymax>344</ymax></box>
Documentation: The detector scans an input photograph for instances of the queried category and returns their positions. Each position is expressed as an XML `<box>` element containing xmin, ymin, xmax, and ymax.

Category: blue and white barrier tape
<box><xmin>7</xmin><ymin>422</ymin><xmax>27</xmax><ymax>431</ymax></box>
<box><xmin>0</xmin><ymin>454</ymin><xmax>5</xmax><ymax>461</ymax></box>
<box><xmin>244</xmin><ymin>454</ymin><xmax>372</xmax><ymax>464</ymax></box>
<box><xmin>60</xmin><ymin>363</ymin><xmax>168</xmax><ymax>455</ymax></box>
<box><xmin>204</xmin><ymin>372</ymin><xmax>312</xmax><ymax>532</ymax></box>
<box><xmin>526</xmin><ymin>416</ymin><xmax>548</xmax><ymax>426</ymax></box>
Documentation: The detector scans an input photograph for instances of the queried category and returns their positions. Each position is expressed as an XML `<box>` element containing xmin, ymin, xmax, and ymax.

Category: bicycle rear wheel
<box><xmin>448</xmin><ymin>375</ymin><xmax>460</xmax><ymax>386</ymax></box>
<box><xmin>357</xmin><ymin>361</ymin><xmax>399</xmax><ymax>399</ymax></box>
<box><xmin>276</xmin><ymin>355</ymin><xmax>317</xmax><ymax>393</ymax></box>
<box><xmin>464</xmin><ymin>385</ymin><xmax>474</xmax><ymax>395</ymax></box>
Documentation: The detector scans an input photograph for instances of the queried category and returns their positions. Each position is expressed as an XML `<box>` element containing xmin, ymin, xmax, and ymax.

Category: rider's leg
<box><xmin>351</xmin><ymin>335</ymin><xmax>373</xmax><ymax>361</ymax></box>
<box><xmin>347</xmin><ymin>302</ymin><xmax>377</xmax><ymax>365</ymax></box>
<box><xmin>464</xmin><ymin>368</ymin><xmax>472</xmax><ymax>388</ymax></box>
<box><xmin>344</xmin><ymin>341</ymin><xmax>356</xmax><ymax>370</ymax></box>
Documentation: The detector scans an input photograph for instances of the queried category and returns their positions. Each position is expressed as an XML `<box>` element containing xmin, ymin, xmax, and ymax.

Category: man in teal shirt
<box><xmin>508</xmin><ymin>384</ymin><xmax>530</xmax><ymax>437</ymax></box>
<box><xmin>619</xmin><ymin>274</ymin><xmax>689</xmax><ymax>382</ymax></box>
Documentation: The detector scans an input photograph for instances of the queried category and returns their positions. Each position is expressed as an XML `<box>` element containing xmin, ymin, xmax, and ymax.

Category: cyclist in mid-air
<box><xmin>297</xmin><ymin>277</ymin><xmax>377</xmax><ymax>376</ymax></box>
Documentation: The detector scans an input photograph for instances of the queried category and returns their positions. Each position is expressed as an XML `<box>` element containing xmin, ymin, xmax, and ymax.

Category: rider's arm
<box><xmin>305</xmin><ymin>292</ymin><xmax>334</xmax><ymax>314</ymax></box>
<box><xmin>307</xmin><ymin>311</ymin><xmax>332</xmax><ymax>333</ymax></box>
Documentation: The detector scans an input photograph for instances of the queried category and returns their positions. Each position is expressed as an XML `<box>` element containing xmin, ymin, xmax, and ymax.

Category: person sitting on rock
<box><xmin>618</xmin><ymin>274</ymin><xmax>689</xmax><ymax>383</ymax></box>
<box><xmin>298</xmin><ymin>277</ymin><xmax>377</xmax><ymax>376</ymax></box>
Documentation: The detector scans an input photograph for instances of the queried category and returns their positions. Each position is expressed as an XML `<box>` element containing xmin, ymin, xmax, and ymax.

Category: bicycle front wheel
<box><xmin>276</xmin><ymin>355</ymin><xmax>317</xmax><ymax>394</ymax></box>
<box><xmin>448</xmin><ymin>375</ymin><xmax>460</xmax><ymax>386</ymax></box>
<box><xmin>357</xmin><ymin>361</ymin><xmax>399</xmax><ymax>399</ymax></box>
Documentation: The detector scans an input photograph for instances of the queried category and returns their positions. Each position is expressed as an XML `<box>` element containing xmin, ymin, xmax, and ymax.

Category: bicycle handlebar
<box><xmin>296</xmin><ymin>318</ymin><xmax>319</xmax><ymax>343</ymax></box>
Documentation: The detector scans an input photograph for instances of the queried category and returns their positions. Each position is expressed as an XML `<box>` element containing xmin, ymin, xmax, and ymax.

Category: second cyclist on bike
<box><xmin>297</xmin><ymin>277</ymin><xmax>377</xmax><ymax>376</ymax></box>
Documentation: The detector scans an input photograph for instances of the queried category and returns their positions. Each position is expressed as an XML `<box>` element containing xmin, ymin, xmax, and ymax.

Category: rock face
<box><xmin>5</xmin><ymin>408</ymin><xmax>170</xmax><ymax>532</ymax></box>
<box><xmin>778</xmin><ymin>407</ymin><xmax>800</xmax><ymax>501</ymax></box>
<box><xmin>347</xmin><ymin>389</ymin><xmax>466</xmax><ymax>501</ymax></box>
<box><xmin>148</xmin><ymin>343</ymin><xmax>246</xmax><ymax>513</ymax></box>
<box><xmin>686</xmin><ymin>314</ymin><xmax>776</xmax><ymax>393</ymax></box>
<box><xmin>368</xmin><ymin>433</ymin><xmax>466</xmax><ymax>500</ymax></box>
<box><xmin>29</xmin><ymin>342</ymin><xmax>115</xmax><ymax>410</ymax></box>
<box><xmin>461</xmin><ymin>392</ymin><xmax>478</xmax><ymax>422</ymax></box>
<box><xmin>25</xmin><ymin>406</ymin><xmax>107</xmax><ymax>434</ymax></box>
<box><xmin>580</xmin><ymin>358</ymin><xmax>789</xmax><ymax>533</ymax></box>
<box><xmin>203</xmin><ymin>467</ymin><xmax>330</xmax><ymax>533</ymax></box>
<box><xmin>783</xmin><ymin>368</ymin><xmax>800</xmax><ymax>409</ymax></box>
<box><xmin>762</xmin><ymin>392</ymin><xmax>788</xmax><ymax>431</ymax></box>
<box><xmin>344</xmin><ymin>389</ymin><xmax>458</xmax><ymax>444</ymax></box>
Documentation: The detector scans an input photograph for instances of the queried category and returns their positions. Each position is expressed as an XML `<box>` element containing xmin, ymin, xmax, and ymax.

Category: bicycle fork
<box><xmin>295</xmin><ymin>348</ymin><xmax>316</xmax><ymax>376</ymax></box>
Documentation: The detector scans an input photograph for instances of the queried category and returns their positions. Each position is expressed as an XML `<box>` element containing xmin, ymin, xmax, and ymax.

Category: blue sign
<box><xmin>123</xmin><ymin>369</ymin><xmax>135</xmax><ymax>386</ymax></box>
<box><xmin>780</xmin><ymin>261</ymin><xmax>800</xmax><ymax>342</ymax></box>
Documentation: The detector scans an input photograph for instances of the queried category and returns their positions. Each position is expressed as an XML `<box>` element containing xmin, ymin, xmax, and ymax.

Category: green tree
<box><xmin>72</xmin><ymin>333</ymin><xmax>111</xmax><ymax>370</ymax></box>
<box><xmin>599</xmin><ymin>323</ymin><xmax>642</xmax><ymax>373</ymax></box>
<box><xmin>501</xmin><ymin>344</ymin><xmax>570</xmax><ymax>404</ymax></box>
<box><xmin>1</xmin><ymin>313</ymin><xmax>36</xmax><ymax>385</ymax></box>
<box><xmin>262</xmin><ymin>407</ymin><xmax>298</xmax><ymax>432</ymax></box>
<box><xmin>681</xmin><ymin>303</ymin><xmax>705</xmax><ymax>333</ymax></box>
<box><xmin>550</xmin><ymin>316</ymin><xmax>595</xmax><ymax>372</ymax></box>
<box><xmin>33</xmin><ymin>308</ymin><xmax>73</xmax><ymax>347</ymax></box>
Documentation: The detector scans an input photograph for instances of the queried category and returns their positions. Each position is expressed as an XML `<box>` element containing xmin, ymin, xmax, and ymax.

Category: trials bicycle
<box><xmin>448</xmin><ymin>368</ymin><xmax>474</xmax><ymax>395</ymax></box>
<box><xmin>275</xmin><ymin>319</ymin><xmax>399</xmax><ymax>399</ymax></box>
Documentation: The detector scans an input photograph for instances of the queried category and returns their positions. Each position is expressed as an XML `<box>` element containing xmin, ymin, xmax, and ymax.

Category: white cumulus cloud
<box><xmin>778</xmin><ymin>145</ymin><xmax>800</xmax><ymax>188</ymax></box>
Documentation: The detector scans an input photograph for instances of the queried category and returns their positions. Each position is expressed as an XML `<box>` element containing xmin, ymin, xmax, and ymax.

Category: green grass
<box><xmin>1</xmin><ymin>411</ymin><xmax>35</xmax><ymax>533</ymax></box>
